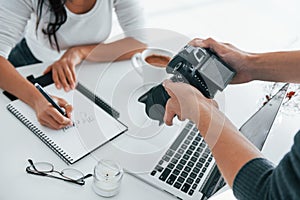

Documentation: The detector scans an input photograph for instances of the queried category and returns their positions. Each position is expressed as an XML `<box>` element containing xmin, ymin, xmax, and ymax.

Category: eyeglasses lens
<box><xmin>32</xmin><ymin>162</ymin><xmax>53</xmax><ymax>173</ymax></box>
<box><xmin>61</xmin><ymin>168</ymin><xmax>85</xmax><ymax>181</ymax></box>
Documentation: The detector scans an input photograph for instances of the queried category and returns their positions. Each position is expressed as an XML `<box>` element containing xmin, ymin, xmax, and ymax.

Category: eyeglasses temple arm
<box><xmin>28</xmin><ymin>159</ymin><xmax>38</xmax><ymax>171</ymax></box>
<box><xmin>80</xmin><ymin>173</ymin><xmax>93</xmax><ymax>180</ymax></box>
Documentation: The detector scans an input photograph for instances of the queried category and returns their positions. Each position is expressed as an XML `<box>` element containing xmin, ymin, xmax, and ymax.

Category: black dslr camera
<box><xmin>138</xmin><ymin>45</ymin><xmax>236</xmax><ymax>125</ymax></box>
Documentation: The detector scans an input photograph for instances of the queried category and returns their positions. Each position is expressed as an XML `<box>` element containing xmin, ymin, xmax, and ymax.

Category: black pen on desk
<box><xmin>35</xmin><ymin>83</ymin><xmax>67</xmax><ymax>117</ymax></box>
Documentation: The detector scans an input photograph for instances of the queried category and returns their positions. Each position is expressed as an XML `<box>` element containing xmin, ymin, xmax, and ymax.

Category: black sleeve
<box><xmin>232</xmin><ymin>130</ymin><xmax>300</xmax><ymax>200</ymax></box>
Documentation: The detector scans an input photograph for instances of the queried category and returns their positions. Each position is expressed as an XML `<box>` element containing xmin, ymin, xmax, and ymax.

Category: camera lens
<box><xmin>138</xmin><ymin>84</ymin><xmax>170</xmax><ymax>125</ymax></box>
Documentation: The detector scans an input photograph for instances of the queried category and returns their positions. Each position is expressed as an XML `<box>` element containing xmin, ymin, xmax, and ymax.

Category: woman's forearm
<box><xmin>72</xmin><ymin>37</ymin><xmax>147</xmax><ymax>62</ymax></box>
<box><xmin>0</xmin><ymin>56</ymin><xmax>44</xmax><ymax>110</ymax></box>
<box><xmin>249</xmin><ymin>51</ymin><xmax>300</xmax><ymax>83</ymax></box>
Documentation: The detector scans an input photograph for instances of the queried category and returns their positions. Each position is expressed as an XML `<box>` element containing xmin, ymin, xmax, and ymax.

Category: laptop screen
<box><xmin>239</xmin><ymin>83</ymin><xmax>288</xmax><ymax>150</ymax></box>
<box><xmin>203</xmin><ymin>83</ymin><xmax>289</xmax><ymax>199</ymax></box>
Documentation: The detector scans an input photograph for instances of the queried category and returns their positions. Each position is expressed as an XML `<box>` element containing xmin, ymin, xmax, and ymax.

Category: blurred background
<box><xmin>111</xmin><ymin>0</ymin><xmax>300</xmax><ymax>52</ymax></box>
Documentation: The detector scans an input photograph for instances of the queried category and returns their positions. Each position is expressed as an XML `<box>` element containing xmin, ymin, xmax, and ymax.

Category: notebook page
<box><xmin>7</xmin><ymin>84</ymin><xmax>127</xmax><ymax>164</ymax></box>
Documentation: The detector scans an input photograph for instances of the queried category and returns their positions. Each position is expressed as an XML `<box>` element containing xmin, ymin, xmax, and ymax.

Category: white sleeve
<box><xmin>0</xmin><ymin>0</ymin><xmax>34</xmax><ymax>58</ymax></box>
<box><xmin>113</xmin><ymin>0</ymin><xmax>146</xmax><ymax>43</ymax></box>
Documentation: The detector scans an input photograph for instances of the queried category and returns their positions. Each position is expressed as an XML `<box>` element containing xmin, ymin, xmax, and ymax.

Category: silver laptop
<box><xmin>132</xmin><ymin>83</ymin><xmax>288</xmax><ymax>200</ymax></box>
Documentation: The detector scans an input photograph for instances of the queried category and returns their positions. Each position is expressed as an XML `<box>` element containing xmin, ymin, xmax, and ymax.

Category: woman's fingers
<box><xmin>47</xmin><ymin>62</ymin><xmax>77</xmax><ymax>91</ymax></box>
<box><xmin>43</xmin><ymin>65</ymin><xmax>52</xmax><ymax>75</ymax></box>
<box><xmin>36</xmin><ymin>96</ymin><xmax>73</xmax><ymax>129</ymax></box>
<box><xmin>44</xmin><ymin>65</ymin><xmax>61</xmax><ymax>89</ymax></box>
<box><xmin>52</xmin><ymin>67</ymin><xmax>62</xmax><ymax>89</ymax></box>
<box><xmin>63</xmin><ymin>64</ymin><xmax>76</xmax><ymax>89</ymax></box>
<box><xmin>39</xmin><ymin>114</ymin><xmax>63</xmax><ymax>130</ymax></box>
<box><xmin>38</xmin><ymin>107</ymin><xmax>71</xmax><ymax>130</ymax></box>
<box><xmin>55</xmin><ymin>96</ymin><xmax>73</xmax><ymax>118</ymax></box>
<box><xmin>47</xmin><ymin>107</ymin><xmax>72</xmax><ymax>126</ymax></box>
<box><xmin>69</xmin><ymin>62</ymin><xmax>77</xmax><ymax>86</ymax></box>
<box><xmin>55</xmin><ymin>66</ymin><xmax>69</xmax><ymax>91</ymax></box>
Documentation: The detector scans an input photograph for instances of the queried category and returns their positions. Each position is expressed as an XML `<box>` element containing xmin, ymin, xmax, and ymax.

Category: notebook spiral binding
<box><xmin>7</xmin><ymin>104</ymin><xmax>73</xmax><ymax>164</ymax></box>
<box><xmin>76</xmin><ymin>82</ymin><xmax>120</xmax><ymax>119</ymax></box>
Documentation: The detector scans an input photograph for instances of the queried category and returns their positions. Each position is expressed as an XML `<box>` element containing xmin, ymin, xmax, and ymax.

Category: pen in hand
<box><xmin>35</xmin><ymin>83</ymin><xmax>67</xmax><ymax>117</ymax></box>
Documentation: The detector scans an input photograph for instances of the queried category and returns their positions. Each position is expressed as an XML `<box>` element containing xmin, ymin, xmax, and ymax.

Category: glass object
<box><xmin>262</xmin><ymin>82</ymin><xmax>300</xmax><ymax>115</ymax></box>
<box><xmin>26</xmin><ymin>159</ymin><xmax>92</xmax><ymax>185</ymax></box>
<box><xmin>92</xmin><ymin>160</ymin><xmax>123</xmax><ymax>197</ymax></box>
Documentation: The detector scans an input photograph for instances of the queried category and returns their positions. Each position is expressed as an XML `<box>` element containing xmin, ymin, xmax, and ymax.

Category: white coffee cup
<box><xmin>131</xmin><ymin>48</ymin><xmax>173</xmax><ymax>85</ymax></box>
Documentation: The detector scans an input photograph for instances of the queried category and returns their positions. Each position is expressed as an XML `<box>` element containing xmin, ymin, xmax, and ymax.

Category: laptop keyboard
<box><xmin>150</xmin><ymin>121</ymin><xmax>213</xmax><ymax>196</ymax></box>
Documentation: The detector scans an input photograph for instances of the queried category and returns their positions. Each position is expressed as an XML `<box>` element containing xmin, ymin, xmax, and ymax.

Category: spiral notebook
<box><xmin>6</xmin><ymin>84</ymin><xmax>127</xmax><ymax>164</ymax></box>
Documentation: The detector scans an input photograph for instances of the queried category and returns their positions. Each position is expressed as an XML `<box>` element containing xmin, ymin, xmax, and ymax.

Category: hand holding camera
<box><xmin>138</xmin><ymin>44</ymin><xmax>236</xmax><ymax>125</ymax></box>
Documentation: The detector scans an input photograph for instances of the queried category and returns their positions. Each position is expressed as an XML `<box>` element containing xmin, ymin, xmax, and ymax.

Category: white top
<box><xmin>0</xmin><ymin>0</ymin><xmax>145</xmax><ymax>62</ymax></box>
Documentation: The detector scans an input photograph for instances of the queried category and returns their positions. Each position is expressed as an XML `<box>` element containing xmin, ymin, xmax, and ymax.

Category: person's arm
<box><xmin>249</xmin><ymin>51</ymin><xmax>300</xmax><ymax>83</ymax></box>
<box><xmin>0</xmin><ymin>57</ymin><xmax>72</xmax><ymax>129</ymax></box>
<box><xmin>233</xmin><ymin>131</ymin><xmax>300</xmax><ymax>199</ymax></box>
<box><xmin>0</xmin><ymin>1</ymin><xmax>72</xmax><ymax>129</ymax></box>
<box><xmin>189</xmin><ymin>38</ymin><xmax>300</xmax><ymax>84</ymax></box>
<box><xmin>76</xmin><ymin>37</ymin><xmax>147</xmax><ymax>62</ymax></box>
<box><xmin>78</xmin><ymin>0</ymin><xmax>149</xmax><ymax>64</ymax></box>
<box><xmin>163</xmin><ymin>81</ymin><xmax>300</xmax><ymax>200</ymax></box>
<box><xmin>164</xmin><ymin>38</ymin><xmax>300</xmax><ymax>199</ymax></box>
<box><xmin>0</xmin><ymin>0</ymin><xmax>33</xmax><ymax>59</ymax></box>
<box><xmin>44</xmin><ymin>0</ymin><xmax>147</xmax><ymax>91</ymax></box>
<box><xmin>43</xmin><ymin>38</ymin><xmax>146</xmax><ymax>91</ymax></box>
<box><xmin>162</xmin><ymin>81</ymin><xmax>263</xmax><ymax>187</ymax></box>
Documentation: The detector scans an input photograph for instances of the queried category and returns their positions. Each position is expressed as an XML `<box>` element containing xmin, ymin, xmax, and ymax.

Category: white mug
<box><xmin>131</xmin><ymin>48</ymin><xmax>173</xmax><ymax>85</ymax></box>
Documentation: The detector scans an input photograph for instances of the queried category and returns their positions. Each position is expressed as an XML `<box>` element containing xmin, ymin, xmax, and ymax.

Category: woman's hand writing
<box><xmin>34</xmin><ymin>95</ymin><xmax>73</xmax><ymax>130</ymax></box>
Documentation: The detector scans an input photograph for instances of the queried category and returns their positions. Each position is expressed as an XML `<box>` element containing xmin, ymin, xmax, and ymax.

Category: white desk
<box><xmin>1</xmin><ymin>0</ymin><xmax>300</xmax><ymax>198</ymax></box>
<box><xmin>0</xmin><ymin>61</ymin><xmax>171</xmax><ymax>200</ymax></box>
<box><xmin>1</xmin><ymin>58</ymin><xmax>299</xmax><ymax>200</ymax></box>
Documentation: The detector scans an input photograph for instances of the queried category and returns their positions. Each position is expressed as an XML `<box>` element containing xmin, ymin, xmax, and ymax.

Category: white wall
<box><xmin>110</xmin><ymin>0</ymin><xmax>300</xmax><ymax>52</ymax></box>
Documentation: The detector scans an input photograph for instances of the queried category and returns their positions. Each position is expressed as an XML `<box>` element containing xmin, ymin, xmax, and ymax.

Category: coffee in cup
<box><xmin>145</xmin><ymin>54</ymin><xmax>171</xmax><ymax>68</ymax></box>
<box><xmin>131</xmin><ymin>48</ymin><xmax>173</xmax><ymax>84</ymax></box>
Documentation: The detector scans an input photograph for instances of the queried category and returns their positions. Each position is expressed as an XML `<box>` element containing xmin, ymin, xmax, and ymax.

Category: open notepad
<box><xmin>7</xmin><ymin>84</ymin><xmax>127</xmax><ymax>164</ymax></box>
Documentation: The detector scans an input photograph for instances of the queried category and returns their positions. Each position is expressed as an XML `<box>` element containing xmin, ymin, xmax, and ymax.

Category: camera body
<box><xmin>138</xmin><ymin>45</ymin><xmax>236</xmax><ymax>124</ymax></box>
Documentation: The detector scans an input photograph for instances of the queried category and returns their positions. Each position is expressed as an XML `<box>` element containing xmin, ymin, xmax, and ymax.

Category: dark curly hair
<box><xmin>36</xmin><ymin>0</ymin><xmax>67</xmax><ymax>51</ymax></box>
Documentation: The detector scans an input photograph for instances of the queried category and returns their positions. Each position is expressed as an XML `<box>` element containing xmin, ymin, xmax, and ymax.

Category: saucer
<box><xmin>90</xmin><ymin>67</ymin><xmax>183</xmax><ymax>172</ymax></box>
<box><xmin>110</xmin><ymin>69</ymin><xmax>166</xmax><ymax>140</ymax></box>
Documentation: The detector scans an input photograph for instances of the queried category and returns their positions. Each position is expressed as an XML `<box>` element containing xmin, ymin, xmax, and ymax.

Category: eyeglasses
<box><xmin>26</xmin><ymin>159</ymin><xmax>92</xmax><ymax>185</ymax></box>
